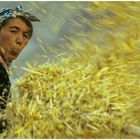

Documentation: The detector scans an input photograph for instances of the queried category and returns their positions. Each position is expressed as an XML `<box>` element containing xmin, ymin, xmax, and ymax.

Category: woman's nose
<box><xmin>16</xmin><ymin>34</ymin><xmax>23</xmax><ymax>45</ymax></box>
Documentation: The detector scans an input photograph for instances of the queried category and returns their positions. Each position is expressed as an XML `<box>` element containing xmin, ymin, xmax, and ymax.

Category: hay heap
<box><xmin>4</xmin><ymin>38</ymin><xmax>140</xmax><ymax>138</ymax></box>
<box><xmin>1</xmin><ymin>2</ymin><xmax>140</xmax><ymax>139</ymax></box>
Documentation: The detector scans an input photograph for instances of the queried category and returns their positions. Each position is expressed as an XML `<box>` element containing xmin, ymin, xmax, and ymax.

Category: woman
<box><xmin>0</xmin><ymin>5</ymin><xmax>40</xmax><ymax>132</ymax></box>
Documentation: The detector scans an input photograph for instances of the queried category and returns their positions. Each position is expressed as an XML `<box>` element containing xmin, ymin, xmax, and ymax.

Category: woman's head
<box><xmin>0</xmin><ymin>17</ymin><xmax>32</xmax><ymax>62</ymax></box>
<box><xmin>0</xmin><ymin>5</ymin><xmax>40</xmax><ymax>64</ymax></box>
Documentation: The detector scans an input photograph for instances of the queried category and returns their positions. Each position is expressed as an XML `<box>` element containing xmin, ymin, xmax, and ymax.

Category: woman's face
<box><xmin>0</xmin><ymin>18</ymin><xmax>30</xmax><ymax>62</ymax></box>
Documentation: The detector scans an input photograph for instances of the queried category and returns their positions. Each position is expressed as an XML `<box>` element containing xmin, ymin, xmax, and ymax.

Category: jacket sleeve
<box><xmin>0</xmin><ymin>64</ymin><xmax>11</xmax><ymax>110</ymax></box>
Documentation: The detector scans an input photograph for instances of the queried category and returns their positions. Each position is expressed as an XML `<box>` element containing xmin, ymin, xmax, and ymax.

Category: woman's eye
<box><xmin>24</xmin><ymin>33</ymin><xmax>30</xmax><ymax>39</ymax></box>
<box><xmin>10</xmin><ymin>30</ymin><xmax>17</xmax><ymax>33</ymax></box>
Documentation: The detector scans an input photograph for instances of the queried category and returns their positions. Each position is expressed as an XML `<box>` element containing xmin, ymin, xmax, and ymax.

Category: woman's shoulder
<box><xmin>0</xmin><ymin>63</ymin><xmax>8</xmax><ymax>74</ymax></box>
<box><xmin>0</xmin><ymin>63</ymin><xmax>10</xmax><ymax>84</ymax></box>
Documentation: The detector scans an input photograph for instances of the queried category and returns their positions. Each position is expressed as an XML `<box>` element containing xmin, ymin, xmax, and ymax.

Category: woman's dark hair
<box><xmin>0</xmin><ymin>16</ymin><xmax>33</xmax><ymax>38</ymax></box>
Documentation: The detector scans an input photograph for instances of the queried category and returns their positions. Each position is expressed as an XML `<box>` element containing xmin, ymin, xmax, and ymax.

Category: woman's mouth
<box><xmin>12</xmin><ymin>46</ymin><xmax>21</xmax><ymax>55</ymax></box>
<box><xmin>8</xmin><ymin>47</ymin><xmax>21</xmax><ymax>60</ymax></box>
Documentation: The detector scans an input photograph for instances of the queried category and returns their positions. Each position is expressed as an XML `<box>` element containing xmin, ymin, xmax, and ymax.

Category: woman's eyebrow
<box><xmin>9</xmin><ymin>26</ymin><xmax>19</xmax><ymax>30</ymax></box>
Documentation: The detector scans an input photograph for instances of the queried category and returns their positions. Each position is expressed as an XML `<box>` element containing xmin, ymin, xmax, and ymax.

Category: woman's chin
<box><xmin>8</xmin><ymin>55</ymin><xmax>18</xmax><ymax>61</ymax></box>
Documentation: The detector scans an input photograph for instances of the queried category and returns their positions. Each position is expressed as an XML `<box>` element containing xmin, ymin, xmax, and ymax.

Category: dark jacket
<box><xmin>0</xmin><ymin>63</ymin><xmax>11</xmax><ymax>110</ymax></box>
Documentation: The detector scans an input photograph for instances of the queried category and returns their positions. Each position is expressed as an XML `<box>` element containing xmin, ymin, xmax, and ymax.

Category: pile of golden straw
<box><xmin>1</xmin><ymin>2</ymin><xmax>140</xmax><ymax>138</ymax></box>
